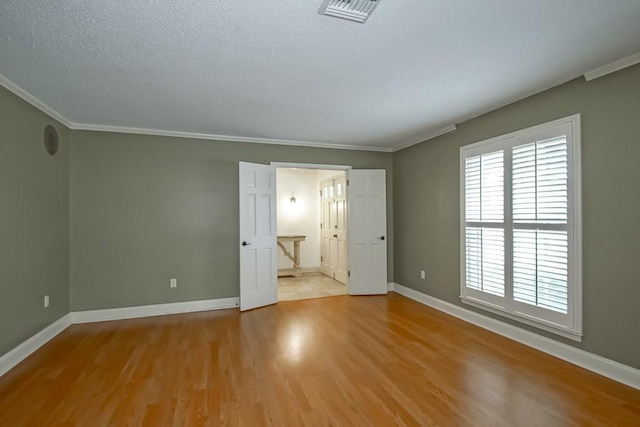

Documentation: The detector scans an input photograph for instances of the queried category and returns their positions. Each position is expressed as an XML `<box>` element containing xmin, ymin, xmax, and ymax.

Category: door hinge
<box><xmin>348</xmin><ymin>271</ymin><xmax>351</xmax><ymax>277</ymax></box>
<box><xmin>347</xmin><ymin>180</ymin><xmax>349</xmax><ymax>186</ymax></box>
<box><xmin>321</xmin><ymin>256</ymin><xmax>323</xmax><ymax>262</ymax></box>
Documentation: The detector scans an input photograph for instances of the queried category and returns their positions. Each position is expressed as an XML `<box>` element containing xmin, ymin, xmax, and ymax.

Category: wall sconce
<box><xmin>285</xmin><ymin>194</ymin><xmax>301</xmax><ymax>217</ymax></box>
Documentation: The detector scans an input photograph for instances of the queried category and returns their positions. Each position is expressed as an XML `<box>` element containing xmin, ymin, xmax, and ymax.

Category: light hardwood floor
<box><xmin>278</xmin><ymin>272</ymin><xmax>347</xmax><ymax>301</ymax></box>
<box><xmin>0</xmin><ymin>293</ymin><xmax>639</xmax><ymax>426</ymax></box>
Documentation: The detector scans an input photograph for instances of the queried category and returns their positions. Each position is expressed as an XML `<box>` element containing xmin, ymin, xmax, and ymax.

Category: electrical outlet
<box><xmin>170</xmin><ymin>278</ymin><xmax>177</xmax><ymax>288</ymax></box>
<box><xmin>420</xmin><ymin>270</ymin><xmax>426</xmax><ymax>280</ymax></box>
<box><xmin>44</xmin><ymin>295</ymin><xmax>50</xmax><ymax>308</ymax></box>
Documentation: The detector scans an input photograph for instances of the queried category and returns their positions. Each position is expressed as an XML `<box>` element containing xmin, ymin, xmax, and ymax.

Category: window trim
<box><xmin>459</xmin><ymin>114</ymin><xmax>582</xmax><ymax>341</ymax></box>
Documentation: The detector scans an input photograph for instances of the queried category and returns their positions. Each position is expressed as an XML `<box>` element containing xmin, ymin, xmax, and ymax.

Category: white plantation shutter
<box><xmin>512</xmin><ymin>138</ymin><xmax>568</xmax><ymax>313</ymax></box>
<box><xmin>513</xmin><ymin>138</ymin><xmax>568</xmax><ymax>223</ymax></box>
<box><xmin>460</xmin><ymin>115</ymin><xmax>581</xmax><ymax>339</ymax></box>
<box><xmin>513</xmin><ymin>229</ymin><xmax>568</xmax><ymax>312</ymax></box>
<box><xmin>464</xmin><ymin>152</ymin><xmax>505</xmax><ymax>297</ymax></box>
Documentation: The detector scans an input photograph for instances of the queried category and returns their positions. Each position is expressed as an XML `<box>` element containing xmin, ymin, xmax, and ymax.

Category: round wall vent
<box><xmin>44</xmin><ymin>125</ymin><xmax>59</xmax><ymax>156</ymax></box>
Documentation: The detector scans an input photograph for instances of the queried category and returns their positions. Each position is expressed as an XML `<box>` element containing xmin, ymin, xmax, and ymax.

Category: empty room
<box><xmin>1</xmin><ymin>1</ymin><xmax>640</xmax><ymax>425</ymax></box>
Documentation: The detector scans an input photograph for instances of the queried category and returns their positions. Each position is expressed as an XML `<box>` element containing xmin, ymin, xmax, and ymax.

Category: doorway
<box><xmin>275</xmin><ymin>167</ymin><xmax>348</xmax><ymax>302</ymax></box>
<box><xmin>238</xmin><ymin>161</ymin><xmax>387</xmax><ymax>311</ymax></box>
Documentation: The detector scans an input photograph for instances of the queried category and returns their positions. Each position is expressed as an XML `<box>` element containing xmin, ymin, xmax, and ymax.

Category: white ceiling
<box><xmin>1</xmin><ymin>1</ymin><xmax>639</xmax><ymax>151</ymax></box>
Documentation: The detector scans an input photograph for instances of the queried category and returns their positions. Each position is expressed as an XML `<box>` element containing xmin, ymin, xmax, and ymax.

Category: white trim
<box><xmin>0</xmin><ymin>73</ymin><xmax>393</xmax><ymax>152</ymax></box>
<box><xmin>391</xmin><ymin>283</ymin><xmax>640</xmax><ymax>390</ymax></box>
<box><xmin>277</xmin><ymin>266</ymin><xmax>321</xmax><ymax>277</ymax></box>
<box><xmin>0</xmin><ymin>297</ymin><xmax>241</xmax><ymax>379</ymax></box>
<box><xmin>459</xmin><ymin>114</ymin><xmax>582</xmax><ymax>337</ymax></box>
<box><xmin>392</xmin><ymin>124</ymin><xmax>457</xmax><ymax>152</ymax></box>
<box><xmin>72</xmin><ymin>123</ymin><xmax>393</xmax><ymax>152</ymax></box>
<box><xmin>387</xmin><ymin>282</ymin><xmax>395</xmax><ymax>292</ymax></box>
<box><xmin>0</xmin><ymin>314</ymin><xmax>72</xmax><ymax>378</ymax></box>
<box><xmin>271</xmin><ymin>162</ymin><xmax>352</xmax><ymax>170</ymax></box>
<box><xmin>461</xmin><ymin>114</ymin><xmax>580</xmax><ymax>152</ymax></box>
<box><xmin>584</xmin><ymin>52</ymin><xmax>640</xmax><ymax>81</ymax></box>
<box><xmin>71</xmin><ymin>297</ymin><xmax>239</xmax><ymax>324</ymax></box>
<box><xmin>0</xmin><ymin>72</ymin><xmax>72</xmax><ymax>127</ymax></box>
<box><xmin>570</xmin><ymin>115</ymin><xmax>583</xmax><ymax>334</ymax></box>
<box><xmin>0</xmin><ymin>71</ymin><xmax>459</xmax><ymax>153</ymax></box>
<box><xmin>461</xmin><ymin>297</ymin><xmax>581</xmax><ymax>341</ymax></box>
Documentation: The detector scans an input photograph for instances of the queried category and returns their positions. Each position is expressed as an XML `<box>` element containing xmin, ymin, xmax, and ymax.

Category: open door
<box><xmin>347</xmin><ymin>170</ymin><xmax>387</xmax><ymax>295</ymax></box>
<box><xmin>239</xmin><ymin>162</ymin><xmax>277</xmax><ymax>311</ymax></box>
<box><xmin>320</xmin><ymin>175</ymin><xmax>348</xmax><ymax>284</ymax></box>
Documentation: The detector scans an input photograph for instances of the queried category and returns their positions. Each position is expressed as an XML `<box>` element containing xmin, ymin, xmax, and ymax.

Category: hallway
<box><xmin>277</xmin><ymin>272</ymin><xmax>347</xmax><ymax>301</ymax></box>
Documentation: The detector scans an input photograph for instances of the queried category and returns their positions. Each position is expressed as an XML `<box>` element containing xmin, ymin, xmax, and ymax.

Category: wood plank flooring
<box><xmin>0</xmin><ymin>293</ymin><xmax>639</xmax><ymax>426</ymax></box>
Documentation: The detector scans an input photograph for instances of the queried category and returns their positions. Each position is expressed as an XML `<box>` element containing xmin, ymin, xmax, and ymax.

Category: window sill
<box><xmin>460</xmin><ymin>296</ymin><xmax>583</xmax><ymax>342</ymax></box>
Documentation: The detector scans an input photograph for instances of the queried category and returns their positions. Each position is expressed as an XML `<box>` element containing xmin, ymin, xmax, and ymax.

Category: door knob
<box><xmin>242</xmin><ymin>241</ymin><xmax>252</xmax><ymax>246</ymax></box>
<box><xmin>377</xmin><ymin>236</ymin><xmax>385</xmax><ymax>240</ymax></box>
<box><xmin>333</xmin><ymin>234</ymin><xmax>338</xmax><ymax>238</ymax></box>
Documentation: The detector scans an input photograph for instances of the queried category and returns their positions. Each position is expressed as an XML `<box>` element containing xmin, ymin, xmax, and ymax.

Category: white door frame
<box><xmin>268</xmin><ymin>162</ymin><xmax>389</xmax><ymax>298</ymax></box>
<box><xmin>271</xmin><ymin>162</ymin><xmax>352</xmax><ymax>292</ymax></box>
<box><xmin>270</xmin><ymin>162</ymin><xmax>351</xmax><ymax>172</ymax></box>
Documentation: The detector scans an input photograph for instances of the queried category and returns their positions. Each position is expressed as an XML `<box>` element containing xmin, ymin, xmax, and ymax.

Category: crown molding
<box><xmin>0</xmin><ymin>73</ymin><xmax>394</xmax><ymax>152</ymax></box>
<box><xmin>0</xmin><ymin>72</ymin><xmax>72</xmax><ymax>127</ymax></box>
<box><xmin>70</xmin><ymin>123</ymin><xmax>394</xmax><ymax>152</ymax></box>
<box><xmin>392</xmin><ymin>124</ymin><xmax>457</xmax><ymax>152</ymax></box>
<box><xmin>0</xmin><ymin>71</ymin><xmax>458</xmax><ymax>154</ymax></box>
<box><xmin>584</xmin><ymin>51</ymin><xmax>640</xmax><ymax>81</ymax></box>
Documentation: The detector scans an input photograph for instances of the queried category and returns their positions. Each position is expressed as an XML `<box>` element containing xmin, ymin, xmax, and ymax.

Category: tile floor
<box><xmin>278</xmin><ymin>272</ymin><xmax>347</xmax><ymax>301</ymax></box>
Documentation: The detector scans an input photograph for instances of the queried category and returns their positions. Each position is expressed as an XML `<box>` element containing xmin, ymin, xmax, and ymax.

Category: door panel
<box><xmin>320</xmin><ymin>176</ymin><xmax>348</xmax><ymax>284</ymax></box>
<box><xmin>347</xmin><ymin>170</ymin><xmax>387</xmax><ymax>295</ymax></box>
<box><xmin>334</xmin><ymin>176</ymin><xmax>348</xmax><ymax>284</ymax></box>
<box><xmin>320</xmin><ymin>181</ymin><xmax>334</xmax><ymax>277</ymax></box>
<box><xmin>239</xmin><ymin>162</ymin><xmax>277</xmax><ymax>311</ymax></box>
<box><xmin>335</xmin><ymin>238</ymin><xmax>348</xmax><ymax>283</ymax></box>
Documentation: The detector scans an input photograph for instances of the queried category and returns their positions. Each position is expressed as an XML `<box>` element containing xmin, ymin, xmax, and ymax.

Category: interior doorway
<box><xmin>239</xmin><ymin>161</ymin><xmax>388</xmax><ymax>311</ymax></box>
<box><xmin>275</xmin><ymin>167</ymin><xmax>348</xmax><ymax>302</ymax></box>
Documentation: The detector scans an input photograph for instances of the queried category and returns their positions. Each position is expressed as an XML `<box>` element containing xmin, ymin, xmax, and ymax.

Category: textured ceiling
<box><xmin>1</xmin><ymin>1</ymin><xmax>640</xmax><ymax>150</ymax></box>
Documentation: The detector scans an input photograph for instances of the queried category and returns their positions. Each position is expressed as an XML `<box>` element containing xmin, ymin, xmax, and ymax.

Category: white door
<box><xmin>320</xmin><ymin>180</ymin><xmax>335</xmax><ymax>277</ymax></box>
<box><xmin>320</xmin><ymin>176</ymin><xmax>349</xmax><ymax>285</ymax></box>
<box><xmin>348</xmin><ymin>170</ymin><xmax>387</xmax><ymax>295</ymax></box>
<box><xmin>239</xmin><ymin>162</ymin><xmax>278</xmax><ymax>311</ymax></box>
<box><xmin>334</xmin><ymin>176</ymin><xmax>348</xmax><ymax>284</ymax></box>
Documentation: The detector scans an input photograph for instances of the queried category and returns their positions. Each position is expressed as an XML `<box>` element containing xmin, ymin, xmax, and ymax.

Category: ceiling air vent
<box><xmin>321</xmin><ymin>0</ymin><xmax>381</xmax><ymax>23</ymax></box>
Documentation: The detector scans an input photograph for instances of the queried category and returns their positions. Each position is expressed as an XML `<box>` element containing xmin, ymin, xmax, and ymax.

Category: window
<box><xmin>460</xmin><ymin>115</ymin><xmax>582</xmax><ymax>340</ymax></box>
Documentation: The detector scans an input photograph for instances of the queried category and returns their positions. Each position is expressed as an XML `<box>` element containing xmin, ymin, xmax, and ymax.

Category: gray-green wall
<box><xmin>0</xmin><ymin>86</ymin><xmax>70</xmax><ymax>357</ymax></box>
<box><xmin>69</xmin><ymin>132</ymin><xmax>393</xmax><ymax>311</ymax></box>
<box><xmin>393</xmin><ymin>64</ymin><xmax>640</xmax><ymax>369</ymax></box>
<box><xmin>3</xmin><ymin>62</ymin><xmax>639</xmax><ymax>372</ymax></box>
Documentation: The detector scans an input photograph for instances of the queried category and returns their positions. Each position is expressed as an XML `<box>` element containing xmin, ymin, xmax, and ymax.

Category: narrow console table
<box><xmin>277</xmin><ymin>235</ymin><xmax>306</xmax><ymax>277</ymax></box>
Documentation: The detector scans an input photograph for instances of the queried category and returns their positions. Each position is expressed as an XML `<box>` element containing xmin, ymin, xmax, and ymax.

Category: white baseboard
<box><xmin>277</xmin><ymin>267</ymin><xmax>321</xmax><ymax>277</ymax></box>
<box><xmin>0</xmin><ymin>314</ymin><xmax>72</xmax><ymax>378</ymax></box>
<box><xmin>390</xmin><ymin>282</ymin><xmax>640</xmax><ymax>390</ymax></box>
<box><xmin>71</xmin><ymin>297</ymin><xmax>239</xmax><ymax>324</ymax></box>
<box><xmin>387</xmin><ymin>282</ymin><xmax>394</xmax><ymax>292</ymax></box>
<box><xmin>0</xmin><ymin>297</ymin><xmax>239</xmax><ymax>379</ymax></box>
